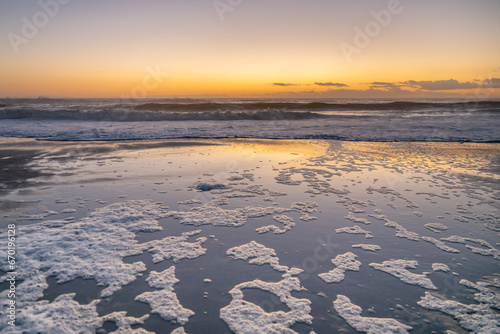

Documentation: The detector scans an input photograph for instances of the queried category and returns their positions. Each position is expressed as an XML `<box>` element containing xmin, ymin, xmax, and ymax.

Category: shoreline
<box><xmin>1</xmin><ymin>136</ymin><xmax>498</xmax><ymax>197</ymax></box>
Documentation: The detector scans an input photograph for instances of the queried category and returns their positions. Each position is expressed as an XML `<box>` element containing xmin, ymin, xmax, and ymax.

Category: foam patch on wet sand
<box><xmin>336</xmin><ymin>226</ymin><xmax>373</xmax><ymax>239</ymax></box>
<box><xmin>345</xmin><ymin>212</ymin><xmax>372</xmax><ymax>225</ymax></box>
<box><xmin>0</xmin><ymin>200</ymin><xmax>169</xmax><ymax>305</ymax></box>
<box><xmin>368</xmin><ymin>213</ymin><xmax>420</xmax><ymax>241</ymax></box>
<box><xmin>318</xmin><ymin>252</ymin><xmax>361</xmax><ymax>283</ymax></box>
<box><xmin>432</xmin><ymin>263</ymin><xmax>450</xmax><ymax>272</ymax></box>
<box><xmin>256</xmin><ymin>215</ymin><xmax>295</xmax><ymax>234</ymax></box>
<box><xmin>352</xmin><ymin>244</ymin><xmax>381</xmax><ymax>252</ymax></box>
<box><xmin>424</xmin><ymin>223</ymin><xmax>448</xmax><ymax>233</ymax></box>
<box><xmin>333</xmin><ymin>295</ymin><xmax>412</xmax><ymax>334</ymax></box>
<box><xmin>418</xmin><ymin>279</ymin><xmax>500</xmax><ymax>334</ymax></box>
<box><xmin>460</xmin><ymin>279</ymin><xmax>500</xmax><ymax>308</ymax></box>
<box><xmin>220</xmin><ymin>274</ymin><xmax>312</xmax><ymax>334</ymax></box>
<box><xmin>135</xmin><ymin>266</ymin><xmax>194</xmax><ymax>325</ymax></box>
<box><xmin>421</xmin><ymin>236</ymin><xmax>460</xmax><ymax>253</ymax></box>
<box><xmin>222</xmin><ymin>241</ymin><xmax>310</xmax><ymax>332</ymax></box>
<box><xmin>168</xmin><ymin>198</ymin><xmax>291</xmax><ymax>227</ymax></box>
<box><xmin>440</xmin><ymin>235</ymin><xmax>500</xmax><ymax>260</ymax></box>
<box><xmin>0</xmin><ymin>200</ymin><xmax>209</xmax><ymax>331</ymax></box>
<box><xmin>15</xmin><ymin>293</ymin><xmax>151</xmax><ymax>333</ymax></box>
<box><xmin>16</xmin><ymin>294</ymin><xmax>102</xmax><ymax>333</ymax></box>
<box><xmin>145</xmin><ymin>230</ymin><xmax>207</xmax><ymax>263</ymax></box>
<box><xmin>369</xmin><ymin>260</ymin><xmax>437</xmax><ymax>290</ymax></box>
<box><xmin>168</xmin><ymin>197</ymin><xmax>318</xmax><ymax>235</ymax></box>
<box><xmin>383</xmin><ymin>220</ymin><xmax>420</xmax><ymax>241</ymax></box>
<box><xmin>227</xmin><ymin>241</ymin><xmax>303</xmax><ymax>275</ymax></box>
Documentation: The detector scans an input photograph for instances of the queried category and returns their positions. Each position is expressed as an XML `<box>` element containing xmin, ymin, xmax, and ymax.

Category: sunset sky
<box><xmin>1</xmin><ymin>0</ymin><xmax>499</xmax><ymax>98</ymax></box>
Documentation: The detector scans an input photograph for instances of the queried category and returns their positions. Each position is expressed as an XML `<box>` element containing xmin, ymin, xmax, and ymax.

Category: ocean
<box><xmin>0</xmin><ymin>98</ymin><xmax>499</xmax><ymax>142</ymax></box>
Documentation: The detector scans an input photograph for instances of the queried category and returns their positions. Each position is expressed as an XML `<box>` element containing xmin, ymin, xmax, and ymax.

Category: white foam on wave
<box><xmin>333</xmin><ymin>295</ymin><xmax>412</xmax><ymax>334</ymax></box>
<box><xmin>318</xmin><ymin>252</ymin><xmax>361</xmax><ymax>283</ymax></box>
<box><xmin>369</xmin><ymin>260</ymin><xmax>437</xmax><ymax>290</ymax></box>
<box><xmin>2</xmin><ymin>99</ymin><xmax>499</xmax><ymax>141</ymax></box>
<box><xmin>135</xmin><ymin>266</ymin><xmax>194</xmax><ymax>325</ymax></box>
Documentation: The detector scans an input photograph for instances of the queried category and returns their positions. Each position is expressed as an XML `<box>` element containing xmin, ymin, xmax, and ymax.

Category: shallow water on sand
<box><xmin>0</xmin><ymin>139</ymin><xmax>498</xmax><ymax>333</ymax></box>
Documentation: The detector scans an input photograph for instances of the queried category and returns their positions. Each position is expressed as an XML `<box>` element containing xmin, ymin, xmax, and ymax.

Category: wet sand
<box><xmin>0</xmin><ymin>138</ymin><xmax>499</xmax><ymax>333</ymax></box>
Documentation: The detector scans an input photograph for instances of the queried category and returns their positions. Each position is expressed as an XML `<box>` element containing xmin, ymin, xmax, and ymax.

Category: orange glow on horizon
<box><xmin>0</xmin><ymin>1</ymin><xmax>499</xmax><ymax>98</ymax></box>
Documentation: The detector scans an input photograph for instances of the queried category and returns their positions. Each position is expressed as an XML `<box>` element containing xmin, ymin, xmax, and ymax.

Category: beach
<box><xmin>1</xmin><ymin>137</ymin><xmax>499</xmax><ymax>333</ymax></box>
<box><xmin>2</xmin><ymin>0</ymin><xmax>500</xmax><ymax>332</ymax></box>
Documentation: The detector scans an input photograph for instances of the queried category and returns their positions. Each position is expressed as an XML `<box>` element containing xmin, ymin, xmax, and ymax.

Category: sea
<box><xmin>0</xmin><ymin>98</ymin><xmax>499</xmax><ymax>142</ymax></box>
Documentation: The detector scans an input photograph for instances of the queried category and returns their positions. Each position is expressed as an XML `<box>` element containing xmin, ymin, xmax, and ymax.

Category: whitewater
<box><xmin>0</xmin><ymin>98</ymin><xmax>499</xmax><ymax>142</ymax></box>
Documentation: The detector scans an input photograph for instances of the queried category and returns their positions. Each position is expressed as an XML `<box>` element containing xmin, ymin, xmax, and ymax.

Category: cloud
<box><xmin>273</xmin><ymin>83</ymin><xmax>299</xmax><ymax>87</ymax></box>
<box><xmin>369</xmin><ymin>82</ymin><xmax>395</xmax><ymax>86</ymax></box>
<box><xmin>367</xmin><ymin>82</ymin><xmax>398</xmax><ymax>89</ymax></box>
<box><xmin>401</xmin><ymin>79</ymin><xmax>479</xmax><ymax>90</ymax></box>
<box><xmin>265</xmin><ymin>77</ymin><xmax>500</xmax><ymax>98</ymax></box>
<box><xmin>482</xmin><ymin>78</ymin><xmax>500</xmax><ymax>88</ymax></box>
<box><xmin>257</xmin><ymin>87</ymin><xmax>460</xmax><ymax>99</ymax></box>
<box><xmin>314</xmin><ymin>82</ymin><xmax>348</xmax><ymax>87</ymax></box>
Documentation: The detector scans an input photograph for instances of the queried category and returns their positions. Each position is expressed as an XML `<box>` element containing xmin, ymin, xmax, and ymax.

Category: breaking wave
<box><xmin>0</xmin><ymin>99</ymin><xmax>499</xmax><ymax>122</ymax></box>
